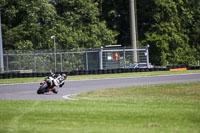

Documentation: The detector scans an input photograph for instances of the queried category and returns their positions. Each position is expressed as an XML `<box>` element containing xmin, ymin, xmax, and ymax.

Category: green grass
<box><xmin>1</xmin><ymin>82</ymin><xmax>200</xmax><ymax>133</ymax></box>
<box><xmin>0</xmin><ymin>70</ymin><xmax>200</xmax><ymax>84</ymax></box>
<box><xmin>0</xmin><ymin>77</ymin><xmax>44</xmax><ymax>84</ymax></box>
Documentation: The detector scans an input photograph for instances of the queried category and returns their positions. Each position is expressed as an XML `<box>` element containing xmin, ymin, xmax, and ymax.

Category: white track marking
<box><xmin>62</xmin><ymin>94</ymin><xmax>78</xmax><ymax>100</ymax></box>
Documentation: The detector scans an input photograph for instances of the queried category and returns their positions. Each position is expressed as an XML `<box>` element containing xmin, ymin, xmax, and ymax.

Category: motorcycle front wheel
<box><xmin>37</xmin><ymin>82</ymin><xmax>48</xmax><ymax>94</ymax></box>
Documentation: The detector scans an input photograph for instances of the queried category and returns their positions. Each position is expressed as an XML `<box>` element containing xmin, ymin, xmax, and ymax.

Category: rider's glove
<box><xmin>59</xmin><ymin>81</ymin><xmax>64</xmax><ymax>87</ymax></box>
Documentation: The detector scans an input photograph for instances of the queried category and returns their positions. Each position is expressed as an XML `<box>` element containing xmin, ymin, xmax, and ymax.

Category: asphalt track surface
<box><xmin>0</xmin><ymin>73</ymin><xmax>200</xmax><ymax>101</ymax></box>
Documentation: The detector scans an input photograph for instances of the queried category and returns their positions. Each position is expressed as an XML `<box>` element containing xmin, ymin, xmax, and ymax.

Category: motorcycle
<box><xmin>37</xmin><ymin>71</ymin><xmax>67</xmax><ymax>94</ymax></box>
<box><xmin>37</xmin><ymin>77</ymin><xmax>57</xmax><ymax>94</ymax></box>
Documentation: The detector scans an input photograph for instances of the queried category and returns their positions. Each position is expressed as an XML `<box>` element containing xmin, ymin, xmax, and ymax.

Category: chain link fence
<box><xmin>2</xmin><ymin>47</ymin><xmax>149</xmax><ymax>73</ymax></box>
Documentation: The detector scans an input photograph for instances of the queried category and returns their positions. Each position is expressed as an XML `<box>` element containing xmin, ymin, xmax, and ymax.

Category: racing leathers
<box><xmin>46</xmin><ymin>73</ymin><xmax>66</xmax><ymax>93</ymax></box>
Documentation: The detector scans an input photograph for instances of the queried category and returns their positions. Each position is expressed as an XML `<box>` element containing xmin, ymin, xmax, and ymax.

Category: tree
<box><xmin>0</xmin><ymin>0</ymin><xmax>117</xmax><ymax>50</ymax></box>
<box><xmin>1</xmin><ymin>0</ymin><xmax>200</xmax><ymax>66</ymax></box>
<box><xmin>52</xmin><ymin>0</ymin><xmax>117</xmax><ymax>49</ymax></box>
<box><xmin>98</xmin><ymin>0</ymin><xmax>199</xmax><ymax>65</ymax></box>
<box><xmin>187</xmin><ymin>0</ymin><xmax>200</xmax><ymax>61</ymax></box>
<box><xmin>99</xmin><ymin>0</ymin><xmax>130</xmax><ymax>46</ymax></box>
<box><xmin>141</xmin><ymin>0</ymin><xmax>196</xmax><ymax>65</ymax></box>
<box><xmin>0</xmin><ymin>0</ymin><xmax>57</xmax><ymax>50</ymax></box>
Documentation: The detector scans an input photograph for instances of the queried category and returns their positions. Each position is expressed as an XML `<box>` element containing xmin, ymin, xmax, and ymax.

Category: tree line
<box><xmin>0</xmin><ymin>0</ymin><xmax>200</xmax><ymax>66</ymax></box>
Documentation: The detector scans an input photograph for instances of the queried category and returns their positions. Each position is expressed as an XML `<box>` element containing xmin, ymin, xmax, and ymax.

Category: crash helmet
<box><xmin>62</xmin><ymin>74</ymin><xmax>67</xmax><ymax>80</ymax></box>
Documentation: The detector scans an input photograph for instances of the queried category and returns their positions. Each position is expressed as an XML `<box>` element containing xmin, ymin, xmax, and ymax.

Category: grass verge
<box><xmin>0</xmin><ymin>70</ymin><xmax>200</xmax><ymax>84</ymax></box>
<box><xmin>0</xmin><ymin>82</ymin><xmax>200</xmax><ymax>133</ymax></box>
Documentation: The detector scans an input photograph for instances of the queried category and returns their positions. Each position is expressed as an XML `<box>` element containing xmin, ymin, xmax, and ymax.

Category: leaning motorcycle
<box><xmin>37</xmin><ymin>77</ymin><xmax>57</xmax><ymax>94</ymax></box>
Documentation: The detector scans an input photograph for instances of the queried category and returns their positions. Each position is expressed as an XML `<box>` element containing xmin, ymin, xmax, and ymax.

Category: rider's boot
<box><xmin>52</xmin><ymin>87</ymin><xmax>58</xmax><ymax>94</ymax></box>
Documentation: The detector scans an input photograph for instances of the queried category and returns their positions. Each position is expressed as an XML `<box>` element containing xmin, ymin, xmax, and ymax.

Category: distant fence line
<box><xmin>2</xmin><ymin>47</ymin><xmax>150</xmax><ymax>73</ymax></box>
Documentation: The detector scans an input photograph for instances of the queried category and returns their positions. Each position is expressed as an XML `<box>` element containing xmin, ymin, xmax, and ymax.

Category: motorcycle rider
<box><xmin>46</xmin><ymin>73</ymin><xmax>67</xmax><ymax>94</ymax></box>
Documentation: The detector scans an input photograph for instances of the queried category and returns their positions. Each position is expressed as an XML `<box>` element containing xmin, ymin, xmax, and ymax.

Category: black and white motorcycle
<box><xmin>37</xmin><ymin>73</ymin><xmax>67</xmax><ymax>94</ymax></box>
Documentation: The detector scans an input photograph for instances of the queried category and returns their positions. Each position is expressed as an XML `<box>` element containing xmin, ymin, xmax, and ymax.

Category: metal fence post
<box><xmin>85</xmin><ymin>51</ymin><xmax>88</xmax><ymax>70</ymax></box>
<box><xmin>60</xmin><ymin>53</ymin><xmax>63</xmax><ymax>72</ymax></box>
<box><xmin>123</xmin><ymin>47</ymin><xmax>126</xmax><ymax>68</ymax></box>
<box><xmin>99</xmin><ymin>47</ymin><xmax>103</xmax><ymax>70</ymax></box>
<box><xmin>146</xmin><ymin>45</ymin><xmax>150</xmax><ymax>68</ymax></box>
<box><xmin>0</xmin><ymin>13</ymin><xmax>4</xmax><ymax>72</ymax></box>
<box><xmin>34</xmin><ymin>53</ymin><xmax>37</xmax><ymax>72</ymax></box>
<box><xmin>6</xmin><ymin>54</ymin><xmax>8</xmax><ymax>71</ymax></box>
